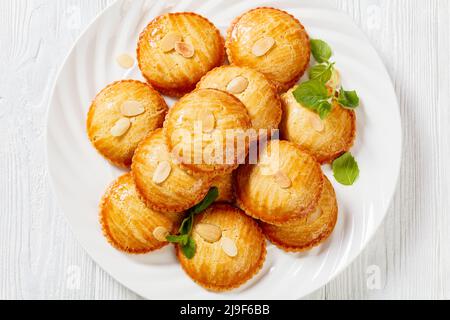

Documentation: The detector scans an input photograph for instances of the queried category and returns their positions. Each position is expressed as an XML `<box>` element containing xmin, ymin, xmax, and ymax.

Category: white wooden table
<box><xmin>0</xmin><ymin>0</ymin><xmax>449</xmax><ymax>300</ymax></box>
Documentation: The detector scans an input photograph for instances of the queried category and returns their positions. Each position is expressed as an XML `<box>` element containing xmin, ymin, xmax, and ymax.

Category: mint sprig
<box><xmin>166</xmin><ymin>187</ymin><xmax>219</xmax><ymax>259</ymax></box>
<box><xmin>310</xmin><ymin>39</ymin><xmax>333</xmax><ymax>63</ymax></box>
<box><xmin>337</xmin><ymin>88</ymin><xmax>360</xmax><ymax>109</ymax></box>
<box><xmin>309</xmin><ymin>63</ymin><xmax>335</xmax><ymax>84</ymax></box>
<box><xmin>332</xmin><ymin>152</ymin><xmax>360</xmax><ymax>186</ymax></box>
<box><xmin>293</xmin><ymin>80</ymin><xmax>332</xmax><ymax>119</ymax></box>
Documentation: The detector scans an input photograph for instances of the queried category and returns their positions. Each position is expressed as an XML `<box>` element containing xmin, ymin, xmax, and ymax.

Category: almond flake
<box><xmin>307</xmin><ymin>208</ymin><xmax>323</xmax><ymax>224</ymax></box>
<box><xmin>120</xmin><ymin>100</ymin><xmax>145</xmax><ymax>117</ymax></box>
<box><xmin>153</xmin><ymin>226</ymin><xmax>169</xmax><ymax>242</ymax></box>
<box><xmin>153</xmin><ymin>161</ymin><xmax>172</xmax><ymax>184</ymax></box>
<box><xmin>116</xmin><ymin>54</ymin><xmax>135</xmax><ymax>69</ymax></box>
<box><xmin>159</xmin><ymin>32</ymin><xmax>183</xmax><ymax>52</ymax></box>
<box><xmin>195</xmin><ymin>224</ymin><xmax>222</xmax><ymax>243</ymax></box>
<box><xmin>252</xmin><ymin>37</ymin><xmax>275</xmax><ymax>57</ymax></box>
<box><xmin>226</xmin><ymin>76</ymin><xmax>249</xmax><ymax>94</ymax></box>
<box><xmin>309</xmin><ymin>114</ymin><xmax>325</xmax><ymax>132</ymax></box>
<box><xmin>175</xmin><ymin>42</ymin><xmax>195</xmax><ymax>58</ymax></box>
<box><xmin>274</xmin><ymin>171</ymin><xmax>292</xmax><ymax>189</ymax></box>
<box><xmin>221</xmin><ymin>237</ymin><xmax>238</xmax><ymax>257</ymax></box>
<box><xmin>110</xmin><ymin>118</ymin><xmax>131</xmax><ymax>137</ymax></box>
<box><xmin>200</xmin><ymin>112</ymin><xmax>216</xmax><ymax>133</ymax></box>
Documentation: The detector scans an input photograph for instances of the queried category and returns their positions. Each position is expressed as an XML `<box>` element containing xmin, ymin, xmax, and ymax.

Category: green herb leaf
<box><xmin>166</xmin><ymin>234</ymin><xmax>189</xmax><ymax>245</ymax></box>
<box><xmin>192</xmin><ymin>187</ymin><xmax>219</xmax><ymax>214</ymax></box>
<box><xmin>181</xmin><ymin>237</ymin><xmax>196</xmax><ymax>260</ymax></box>
<box><xmin>311</xmin><ymin>39</ymin><xmax>333</xmax><ymax>63</ymax></box>
<box><xmin>293</xmin><ymin>80</ymin><xmax>331</xmax><ymax>108</ymax></box>
<box><xmin>309</xmin><ymin>63</ymin><xmax>334</xmax><ymax>83</ymax></box>
<box><xmin>338</xmin><ymin>88</ymin><xmax>360</xmax><ymax>109</ymax></box>
<box><xmin>332</xmin><ymin>152</ymin><xmax>360</xmax><ymax>186</ymax></box>
<box><xmin>179</xmin><ymin>212</ymin><xmax>195</xmax><ymax>235</ymax></box>
<box><xmin>317</xmin><ymin>101</ymin><xmax>332</xmax><ymax>120</ymax></box>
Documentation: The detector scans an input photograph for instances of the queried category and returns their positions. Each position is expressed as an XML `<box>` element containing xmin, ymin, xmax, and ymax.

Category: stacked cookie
<box><xmin>86</xmin><ymin>7</ymin><xmax>356</xmax><ymax>292</ymax></box>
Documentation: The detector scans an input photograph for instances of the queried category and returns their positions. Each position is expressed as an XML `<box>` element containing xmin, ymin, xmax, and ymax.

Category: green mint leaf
<box><xmin>181</xmin><ymin>237</ymin><xmax>196</xmax><ymax>259</ymax></box>
<box><xmin>192</xmin><ymin>187</ymin><xmax>219</xmax><ymax>214</ymax></box>
<box><xmin>310</xmin><ymin>39</ymin><xmax>333</xmax><ymax>63</ymax></box>
<box><xmin>317</xmin><ymin>101</ymin><xmax>332</xmax><ymax>120</ymax></box>
<box><xmin>293</xmin><ymin>80</ymin><xmax>331</xmax><ymax>109</ymax></box>
<box><xmin>166</xmin><ymin>234</ymin><xmax>189</xmax><ymax>245</ymax></box>
<box><xmin>179</xmin><ymin>212</ymin><xmax>195</xmax><ymax>235</ymax></box>
<box><xmin>332</xmin><ymin>152</ymin><xmax>360</xmax><ymax>186</ymax></box>
<box><xmin>338</xmin><ymin>88</ymin><xmax>360</xmax><ymax>109</ymax></box>
<box><xmin>309</xmin><ymin>63</ymin><xmax>333</xmax><ymax>83</ymax></box>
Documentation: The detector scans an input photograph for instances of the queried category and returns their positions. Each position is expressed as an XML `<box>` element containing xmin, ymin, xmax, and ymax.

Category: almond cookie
<box><xmin>87</xmin><ymin>80</ymin><xmax>168</xmax><ymax>168</ymax></box>
<box><xmin>177</xmin><ymin>204</ymin><xmax>266</xmax><ymax>292</ymax></box>
<box><xmin>100</xmin><ymin>173</ymin><xmax>182</xmax><ymax>254</ymax></box>
<box><xmin>226</xmin><ymin>7</ymin><xmax>310</xmax><ymax>92</ymax></box>
<box><xmin>137</xmin><ymin>12</ymin><xmax>225</xmax><ymax>97</ymax></box>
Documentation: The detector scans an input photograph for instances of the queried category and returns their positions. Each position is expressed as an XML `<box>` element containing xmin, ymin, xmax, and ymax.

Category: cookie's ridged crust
<box><xmin>212</xmin><ymin>173</ymin><xmax>235</xmax><ymax>203</ymax></box>
<box><xmin>137</xmin><ymin>12</ymin><xmax>225</xmax><ymax>97</ymax></box>
<box><xmin>100</xmin><ymin>173</ymin><xmax>182</xmax><ymax>254</ymax></box>
<box><xmin>132</xmin><ymin>129</ymin><xmax>213</xmax><ymax>213</ymax></box>
<box><xmin>197</xmin><ymin>65</ymin><xmax>282</xmax><ymax>132</ymax></box>
<box><xmin>236</xmin><ymin>140</ymin><xmax>324</xmax><ymax>226</ymax></box>
<box><xmin>226</xmin><ymin>7</ymin><xmax>310</xmax><ymax>92</ymax></box>
<box><xmin>164</xmin><ymin>89</ymin><xmax>252</xmax><ymax>175</ymax></box>
<box><xmin>281</xmin><ymin>87</ymin><xmax>357</xmax><ymax>164</ymax></box>
<box><xmin>87</xmin><ymin>80</ymin><xmax>168</xmax><ymax>168</ymax></box>
<box><xmin>261</xmin><ymin>177</ymin><xmax>338</xmax><ymax>252</ymax></box>
<box><xmin>177</xmin><ymin>204</ymin><xmax>266</xmax><ymax>292</ymax></box>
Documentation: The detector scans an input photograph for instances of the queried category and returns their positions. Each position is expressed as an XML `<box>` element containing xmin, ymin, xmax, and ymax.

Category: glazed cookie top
<box><xmin>261</xmin><ymin>176</ymin><xmax>338</xmax><ymax>252</ymax></box>
<box><xmin>177</xmin><ymin>204</ymin><xmax>266</xmax><ymax>292</ymax></box>
<box><xmin>226</xmin><ymin>7</ymin><xmax>310</xmax><ymax>92</ymax></box>
<box><xmin>281</xmin><ymin>86</ymin><xmax>356</xmax><ymax>164</ymax></box>
<box><xmin>100</xmin><ymin>173</ymin><xmax>182</xmax><ymax>254</ymax></box>
<box><xmin>197</xmin><ymin>65</ymin><xmax>282</xmax><ymax>132</ymax></box>
<box><xmin>236</xmin><ymin>140</ymin><xmax>324</xmax><ymax>225</ymax></box>
<box><xmin>132</xmin><ymin>129</ymin><xmax>213</xmax><ymax>213</ymax></box>
<box><xmin>137</xmin><ymin>12</ymin><xmax>225</xmax><ymax>97</ymax></box>
<box><xmin>87</xmin><ymin>80</ymin><xmax>168</xmax><ymax>168</ymax></box>
<box><xmin>164</xmin><ymin>89</ymin><xmax>252</xmax><ymax>175</ymax></box>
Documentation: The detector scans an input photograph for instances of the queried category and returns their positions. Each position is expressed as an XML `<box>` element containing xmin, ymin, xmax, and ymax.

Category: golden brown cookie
<box><xmin>137</xmin><ymin>12</ymin><xmax>225</xmax><ymax>97</ymax></box>
<box><xmin>87</xmin><ymin>80</ymin><xmax>168</xmax><ymax>168</ymax></box>
<box><xmin>197</xmin><ymin>65</ymin><xmax>282</xmax><ymax>133</ymax></box>
<box><xmin>261</xmin><ymin>177</ymin><xmax>338</xmax><ymax>252</ymax></box>
<box><xmin>100</xmin><ymin>173</ymin><xmax>182</xmax><ymax>254</ymax></box>
<box><xmin>236</xmin><ymin>140</ymin><xmax>324</xmax><ymax>226</ymax></box>
<box><xmin>226</xmin><ymin>7</ymin><xmax>310</xmax><ymax>92</ymax></box>
<box><xmin>177</xmin><ymin>204</ymin><xmax>266</xmax><ymax>292</ymax></box>
<box><xmin>164</xmin><ymin>88</ymin><xmax>252</xmax><ymax>175</ymax></box>
<box><xmin>281</xmin><ymin>87</ymin><xmax>356</xmax><ymax>164</ymax></box>
<box><xmin>132</xmin><ymin>129</ymin><xmax>213</xmax><ymax>213</ymax></box>
<box><xmin>211</xmin><ymin>173</ymin><xmax>235</xmax><ymax>203</ymax></box>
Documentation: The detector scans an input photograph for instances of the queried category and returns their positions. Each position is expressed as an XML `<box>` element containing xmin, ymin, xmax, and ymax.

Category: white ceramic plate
<box><xmin>47</xmin><ymin>0</ymin><xmax>401</xmax><ymax>300</ymax></box>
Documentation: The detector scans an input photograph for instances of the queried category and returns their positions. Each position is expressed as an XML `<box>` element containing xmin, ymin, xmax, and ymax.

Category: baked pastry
<box><xmin>197</xmin><ymin>65</ymin><xmax>282</xmax><ymax>133</ymax></box>
<box><xmin>281</xmin><ymin>87</ymin><xmax>356</xmax><ymax>164</ymax></box>
<box><xmin>226</xmin><ymin>7</ymin><xmax>310</xmax><ymax>92</ymax></box>
<box><xmin>164</xmin><ymin>89</ymin><xmax>252</xmax><ymax>175</ymax></box>
<box><xmin>132</xmin><ymin>129</ymin><xmax>213</xmax><ymax>213</ymax></box>
<box><xmin>236</xmin><ymin>140</ymin><xmax>324</xmax><ymax>225</ymax></box>
<box><xmin>261</xmin><ymin>177</ymin><xmax>338</xmax><ymax>252</ymax></box>
<box><xmin>177</xmin><ymin>204</ymin><xmax>266</xmax><ymax>292</ymax></box>
<box><xmin>87</xmin><ymin>80</ymin><xmax>168</xmax><ymax>168</ymax></box>
<box><xmin>211</xmin><ymin>173</ymin><xmax>235</xmax><ymax>203</ymax></box>
<box><xmin>100</xmin><ymin>173</ymin><xmax>182</xmax><ymax>254</ymax></box>
<box><xmin>137</xmin><ymin>12</ymin><xmax>225</xmax><ymax>97</ymax></box>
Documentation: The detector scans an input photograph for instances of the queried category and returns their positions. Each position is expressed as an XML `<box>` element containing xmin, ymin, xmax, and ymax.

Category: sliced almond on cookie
<box><xmin>110</xmin><ymin>118</ymin><xmax>131</xmax><ymax>137</ymax></box>
<box><xmin>195</xmin><ymin>224</ymin><xmax>222</xmax><ymax>243</ymax></box>
<box><xmin>120</xmin><ymin>100</ymin><xmax>145</xmax><ymax>117</ymax></box>
<box><xmin>252</xmin><ymin>37</ymin><xmax>275</xmax><ymax>57</ymax></box>
<box><xmin>153</xmin><ymin>161</ymin><xmax>172</xmax><ymax>184</ymax></box>
<box><xmin>153</xmin><ymin>226</ymin><xmax>169</xmax><ymax>242</ymax></box>
<box><xmin>175</xmin><ymin>42</ymin><xmax>195</xmax><ymax>58</ymax></box>
<box><xmin>200</xmin><ymin>112</ymin><xmax>216</xmax><ymax>133</ymax></box>
<box><xmin>274</xmin><ymin>171</ymin><xmax>292</xmax><ymax>189</ymax></box>
<box><xmin>160</xmin><ymin>32</ymin><xmax>183</xmax><ymax>52</ymax></box>
<box><xmin>221</xmin><ymin>237</ymin><xmax>238</xmax><ymax>257</ymax></box>
<box><xmin>226</xmin><ymin>76</ymin><xmax>249</xmax><ymax>94</ymax></box>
